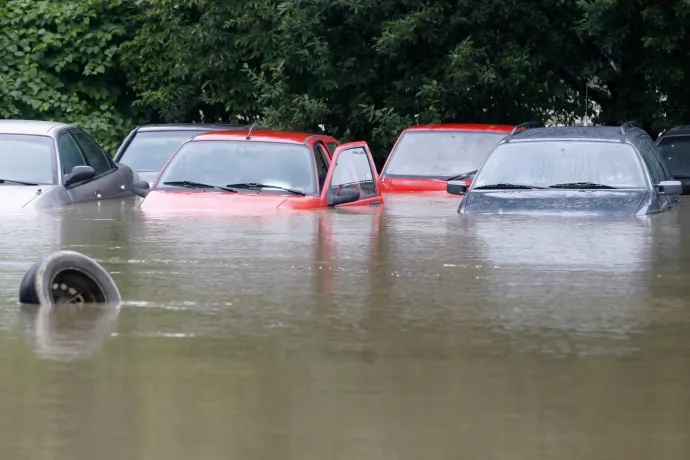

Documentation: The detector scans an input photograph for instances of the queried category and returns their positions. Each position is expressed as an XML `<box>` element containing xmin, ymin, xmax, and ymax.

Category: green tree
<box><xmin>0</xmin><ymin>0</ymin><xmax>143</xmax><ymax>154</ymax></box>
<box><xmin>122</xmin><ymin>0</ymin><xmax>276</xmax><ymax>124</ymax></box>
<box><xmin>121</xmin><ymin>0</ymin><xmax>690</xmax><ymax>163</ymax></box>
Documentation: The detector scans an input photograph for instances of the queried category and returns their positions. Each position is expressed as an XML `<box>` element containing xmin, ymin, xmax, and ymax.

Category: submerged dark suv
<box><xmin>446</xmin><ymin>121</ymin><xmax>682</xmax><ymax>215</ymax></box>
<box><xmin>655</xmin><ymin>125</ymin><xmax>690</xmax><ymax>194</ymax></box>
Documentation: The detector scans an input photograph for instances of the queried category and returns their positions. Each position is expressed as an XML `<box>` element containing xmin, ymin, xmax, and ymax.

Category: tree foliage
<box><xmin>0</xmin><ymin>0</ymin><xmax>142</xmax><ymax>153</ymax></box>
<box><xmin>2</xmin><ymin>0</ymin><xmax>690</xmax><ymax>161</ymax></box>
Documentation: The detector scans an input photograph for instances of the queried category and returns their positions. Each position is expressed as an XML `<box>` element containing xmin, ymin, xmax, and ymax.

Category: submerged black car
<box><xmin>447</xmin><ymin>122</ymin><xmax>682</xmax><ymax>215</ymax></box>
<box><xmin>655</xmin><ymin>125</ymin><xmax>690</xmax><ymax>194</ymax></box>
<box><xmin>113</xmin><ymin>123</ymin><xmax>265</xmax><ymax>184</ymax></box>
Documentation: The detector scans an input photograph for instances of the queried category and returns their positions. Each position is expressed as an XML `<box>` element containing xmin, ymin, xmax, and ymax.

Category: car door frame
<box><xmin>319</xmin><ymin>141</ymin><xmax>383</xmax><ymax>208</ymax></box>
<box><xmin>643</xmin><ymin>134</ymin><xmax>679</xmax><ymax>208</ymax></box>
<box><xmin>635</xmin><ymin>135</ymin><xmax>675</xmax><ymax>211</ymax></box>
<box><xmin>306</xmin><ymin>135</ymin><xmax>339</xmax><ymax>160</ymax></box>
<box><xmin>65</xmin><ymin>128</ymin><xmax>125</xmax><ymax>202</ymax></box>
<box><xmin>322</xmin><ymin>136</ymin><xmax>339</xmax><ymax>158</ymax></box>
<box><xmin>55</xmin><ymin>128</ymin><xmax>89</xmax><ymax>187</ymax></box>
<box><xmin>309</xmin><ymin>140</ymin><xmax>332</xmax><ymax>194</ymax></box>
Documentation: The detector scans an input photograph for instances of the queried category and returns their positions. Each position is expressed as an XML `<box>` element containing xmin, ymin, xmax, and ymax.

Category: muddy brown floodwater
<box><xmin>0</xmin><ymin>195</ymin><xmax>689</xmax><ymax>459</ymax></box>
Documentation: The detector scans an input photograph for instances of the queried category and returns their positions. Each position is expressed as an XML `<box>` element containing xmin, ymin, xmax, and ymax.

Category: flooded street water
<box><xmin>0</xmin><ymin>196</ymin><xmax>689</xmax><ymax>459</ymax></box>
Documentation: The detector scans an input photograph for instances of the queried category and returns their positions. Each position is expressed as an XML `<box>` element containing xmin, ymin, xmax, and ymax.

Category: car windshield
<box><xmin>473</xmin><ymin>141</ymin><xmax>648</xmax><ymax>189</ymax></box>
<box><xmin>156</xmin><ymin>140</ymin><xmax>317</xmax><ymax>194</ymax></box>
<box><xmin>657</xmin><ymin>136</ymin><xmax>690</xmax><ymax>177</ymax></box>
<box><xmin>118</xmin><ymin>130</ymin><xmax>208</xmax><ymax>172</ymax></box>
<box><xmin>383</xmin><ymin>130</ymin><xmax>507</xmax><ymax>177</ymax></box>
<box><xmin>0</xmin><ymin>134</ymin><xmax>55</xmax><ymax>184</ymax></box>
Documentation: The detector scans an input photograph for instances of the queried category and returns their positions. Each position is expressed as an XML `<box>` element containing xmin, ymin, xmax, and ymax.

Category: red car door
<box><xmin>320</xmin><ymin>141</ymin><xmax>383</xmax><ymax>208</ymax></box>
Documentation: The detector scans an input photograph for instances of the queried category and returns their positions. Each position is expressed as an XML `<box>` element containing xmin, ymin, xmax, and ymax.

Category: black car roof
<box><xmin>658</xmin><ymin>125</ymin><xmax>690</xmax><ymax>138</ymax></box>
<box><xmin>135</xmin><ymin>123</ymin><xmax>264</xmax><ymax>132</ymax></box>
<box><xmin>507</xmin><ymin>126</ymin><xmax>635</xmax><ymax>142</ymax></box>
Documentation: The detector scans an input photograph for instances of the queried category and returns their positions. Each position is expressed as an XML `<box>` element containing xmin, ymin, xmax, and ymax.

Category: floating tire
<box><xmin>19</xmin><ymin>250</ymin><xmax>121</xmax><ymax>305</ymax></box>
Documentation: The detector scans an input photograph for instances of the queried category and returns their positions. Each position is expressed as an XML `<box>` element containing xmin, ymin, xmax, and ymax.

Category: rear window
<box><xmin>382</xmin><ymin>130</ymin><xmax>507</xmax><ymax>178</ymax></box>
<box><xmin>117</xmin><ymin>130</ymin><xmax>207</xmax><ymax>172</ymax></box>
<box><xmin>657</xmin><ymin>136</ymin><xmax>690</xmax><ymax>177</ymax></box>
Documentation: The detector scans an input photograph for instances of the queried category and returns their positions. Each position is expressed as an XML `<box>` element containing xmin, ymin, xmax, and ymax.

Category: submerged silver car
<box><xmin>447</xmin><ymin>122</ymin><xmax>682</xmax><ymax>216</ymax></box>
<box><xmin>0</xmin><ymin>120</ymin><xmax>136</xmax><ymax>210</ymax></box>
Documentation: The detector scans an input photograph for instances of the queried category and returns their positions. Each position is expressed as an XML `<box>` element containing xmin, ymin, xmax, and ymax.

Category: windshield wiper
<box><xmin>163</xmin><ymin>181</ymin><xmax>237</xmax><ymax>192</ymax></box>
<box><xmin>446</xmin><ymin>170</ymin><xmax>478</xmax><ymax>181</ymax></box>
<box><xmin>0</xmin><ymin>178</ymin><xmax>39</xmax><ymax>185</ymax></box>
<box><xmin>548</xmin><ymin>182</ymin><xmax>617</xmax><ymax>189</ymax></box>
<box><xmin>473</xmin><ymin>183</ymin><xmax>545</xmax><ymax>190</ymax></box>
<box><xmin>225</xmin><ymin>182</ymin><xmax>305</xmax><ymax>196</ymax></box>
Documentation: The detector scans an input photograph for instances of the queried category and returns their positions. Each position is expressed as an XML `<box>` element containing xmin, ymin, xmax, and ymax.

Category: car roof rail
<box><xmin>619</xmin><ymin>120</ymin><xmax>638</xmax><ymax>134</ymax></box>
<box><xmin>509</xmin><ymin>121</ymin><xmax>544</xmax><ymax>136</ymax></box>
<box><xmin>663</xmin><ymin>125</ymin><xmax>690</xmax><ymax>134</ymax></box>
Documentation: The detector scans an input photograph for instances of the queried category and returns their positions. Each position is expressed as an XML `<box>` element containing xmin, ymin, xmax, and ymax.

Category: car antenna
<box><xmin>246</xmin><ymin>121</ymin><xmax>257</xmax><ymax>140</ymax></box>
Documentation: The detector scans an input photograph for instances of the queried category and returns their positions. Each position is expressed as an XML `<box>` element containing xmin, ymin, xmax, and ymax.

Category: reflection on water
<box><xmin>19</xmin><ymin>302</ymin><xmax>121</xmax><ymax>361</ymax></box>
<box><xmin>0</xmin><ymin>196</ymin><xmax>688</xmax><ymax>458</ymax></box>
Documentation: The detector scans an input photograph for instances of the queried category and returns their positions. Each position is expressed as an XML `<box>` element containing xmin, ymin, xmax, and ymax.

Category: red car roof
<box><xmin>192</xmin><ymin>129</ymin><xmax>325</xmax><ymax>144</ymax></box>
<box><xmin>403</xmin><ymin>123</ymin><xmax>515</xmax><ymax>133</ymax></box>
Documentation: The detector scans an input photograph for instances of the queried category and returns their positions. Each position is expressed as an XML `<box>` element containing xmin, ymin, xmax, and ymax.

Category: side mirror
<box><xmin>656</xmin><ymin>180</ymin><xmax>682</xmax><ymax>195</ymax></box>
<box><xmin>328</xmin><ymin>187</ymin><xmax>360</xmax><ymax>206</ymax></box>
<box><xmin>447</xmin><ymin>180</ymin><xmax>468</xmax><ymax>195</ymax></box>
<box><xmin>63</xmin><ymin>165</ymin><xmax>95</xmax><ymax>187</ymax></box>
<box><xmin>132</xmin><ymin>180</ymin><xmax>150</xmax><ymax>198</ymax></box>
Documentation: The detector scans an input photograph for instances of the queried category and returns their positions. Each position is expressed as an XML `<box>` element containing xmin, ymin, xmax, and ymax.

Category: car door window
<box><xmin>329</xmin><ymin>146</ymin><xmax>377</xmax><ymax>198</ymax></box>
<box><xmin>70</xmin><ymin>130</ymin><xmax>113</xmax><ymax>176</ymax></box>
<box><xmin>636</xmin><ymin>138</ymin><xmax>664</xmax><ymax>184</ymax></box>
<box><xmin>58</xmin><ymin>133</ymin><xmax>87</xmax><ymax>176</ymax></box>
<box><xmin>643</xmin><ymin>136</ymin><xmax>672</xmax><ymax>180</ymax></box>
<box><xmin>313</xmin><ymin>143</ymin><xmax>330</xmax><ymax>190</ymax></box>
<box><xmin>326</xmin><ymin>142</ymin><xmax>338</xmax><ymax>155</ymax></box>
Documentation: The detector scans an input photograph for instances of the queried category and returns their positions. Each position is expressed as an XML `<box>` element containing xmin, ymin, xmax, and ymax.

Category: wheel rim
<box><xmin>50</xmin><ymin>269</ymin><xmax>106</xmax><ymax>305</ymax></box>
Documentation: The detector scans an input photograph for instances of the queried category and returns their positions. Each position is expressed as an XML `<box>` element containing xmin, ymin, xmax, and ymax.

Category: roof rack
<box><xmin>509</xmin><ymin>121</ymin><xmax>543</xmax><ymax>136</ymax></box>
<box><xmin>619</xmin><ymin>120</ymin><xmax>638</xmax><ymax>134</ymax></box>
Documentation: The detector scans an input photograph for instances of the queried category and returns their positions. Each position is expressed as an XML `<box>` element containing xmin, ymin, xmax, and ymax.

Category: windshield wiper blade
<box><xmin>163</xmin><ymin>181</ymin><xmax>237</xmax><ymax>192</ymax></box>
<box><xmin>0</xmin><ymin>178</ymin><xmax>39</xmax><ymax>185</ymax></box>
<box><xmin>548</xmin><ymin>182</ymin><xmax>617</xmax><ymax>189</ymax></box>
<box><xmin>473</xmin><ymin>183</ymin><xmax>545</xmax><ymax>190</ymax></box>
<box><xmin>446</xmin><ymin>170</ymin><xmax>478</xmax><ymax>181</ymax></box>
<box><xmin>225</xmin><ymin>182</ymin><xmax>305</xmax><ymax>196</ymax></box>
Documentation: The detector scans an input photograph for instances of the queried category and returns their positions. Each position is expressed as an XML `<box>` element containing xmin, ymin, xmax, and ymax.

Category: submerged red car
<box><xmin>132</xmin><ymin>129</ymin><xmax>383</xmax><ymax>214</ymax></box>
<box><xmin>377</xmin><ymin>123</ymin><xmax>516</xmax><ymax>194</ymax></box>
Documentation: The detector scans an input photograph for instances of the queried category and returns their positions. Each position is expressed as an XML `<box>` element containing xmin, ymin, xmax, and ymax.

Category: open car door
<box><xmin>320</xmin><ymin>141</ymin><xmax>384</xmax><ymax>207</ymax></box>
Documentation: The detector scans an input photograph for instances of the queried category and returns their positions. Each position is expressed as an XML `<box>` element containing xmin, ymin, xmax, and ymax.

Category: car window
<box><xmin>118</xmin><ymin>130</ymin><xmax>205</xmax><ymax>172</ymax></box>
<box><xmin>70</xmin><ymin>130</ymin><xmax>113</xmax><ymax>176</ymax></box>
<box><xmin>657</xmin><ymin>136</ymin><xmax>690</xmax><ymax>178</ymax></box>
<box><xmin>0</xmin><ymin>134</ymin><xmax>56</xmax><ymax>184</ymax></box>
<box><xmin>326</xmin><ymin>142</ymin><xmax>338</xmax><ymax>155</ymax></box>
<box><xmin>383</xmin><ymin>130</ymin><xmax>506</xmax><ymax>178</ymax></box>
<box><xmin>313</xmin><ymin>143</ymin><xmax>329</xmax><ymax>190</ymax></box>
<box><xmin>642</xmin><ymin>136</ymin><xmax>672</xmax><ymax>180</ymax></box>
<box><xmin>473</xmin><ymin>141</ymin><xmax>647</xmax><ymax>189</ymax></box>
<box><xmin>635</xmin><ymin>138</ymin><xmax>664</xmax><ymax>184</ymax></box>
<box><xmin>329</xmin><ymin>146</ymin><xmax>377</xmax><ymax>198</ymax></box>
<box><xmin>156</xmin><ymin>140</ymin><xmax>318</xmax><ymax>195</ymax></box>
<box><xmin>58</xmin><ymin>133</ymin><xmax>87</xmax><ymax>176</ymax></box>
